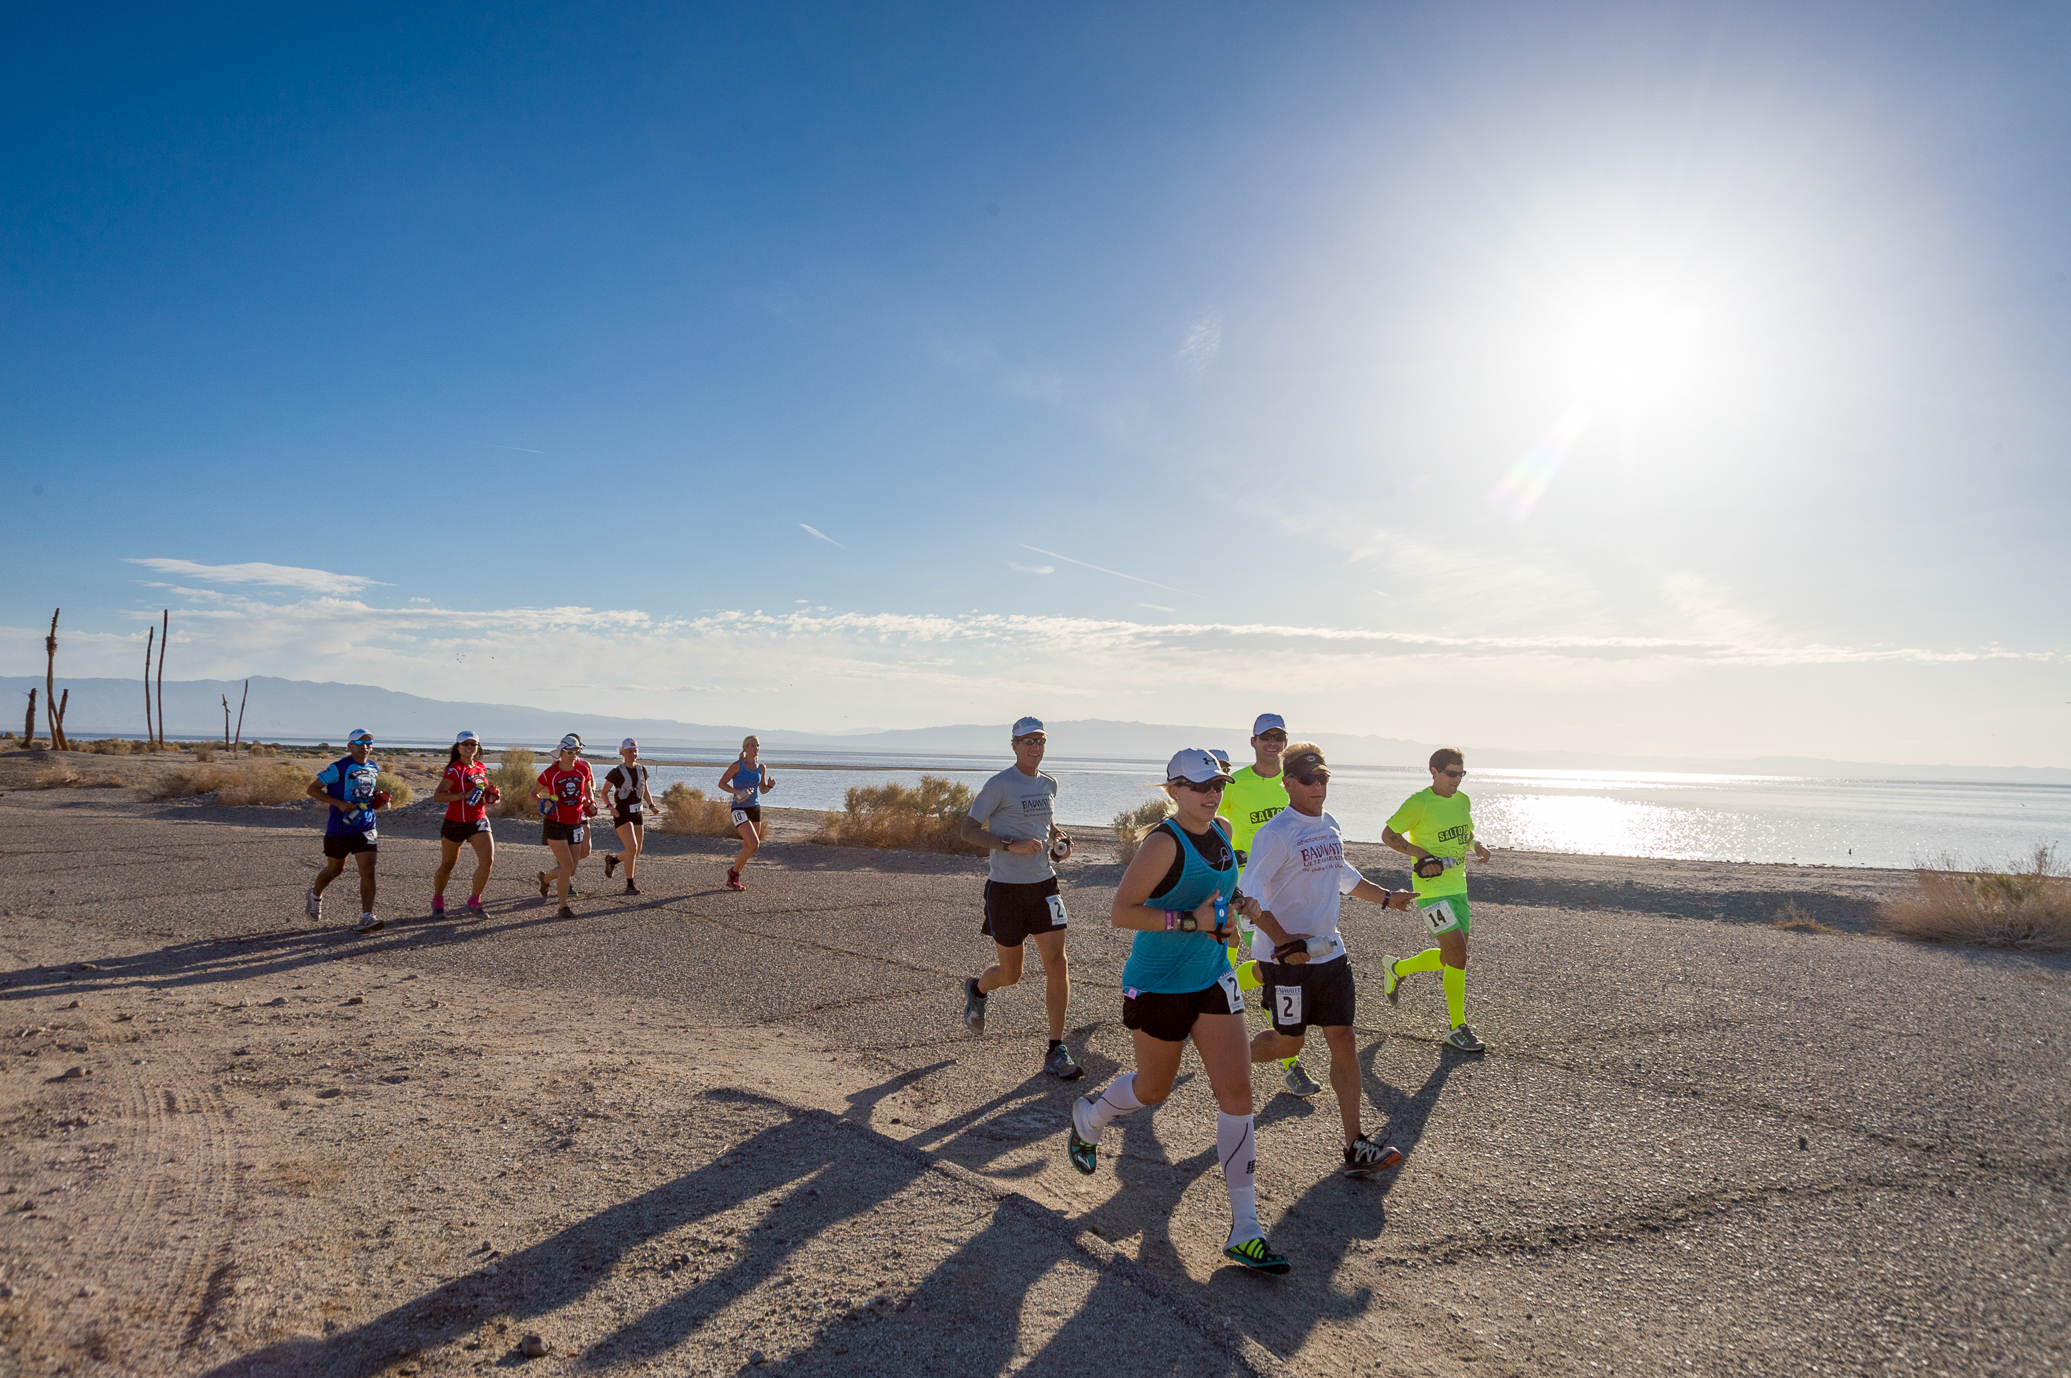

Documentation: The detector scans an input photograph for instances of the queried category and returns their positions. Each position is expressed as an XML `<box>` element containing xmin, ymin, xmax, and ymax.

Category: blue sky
<box><xmin>4</xmin><ymin>3</ymin><xmax>2068</xmax><ymax>764</ymax></box>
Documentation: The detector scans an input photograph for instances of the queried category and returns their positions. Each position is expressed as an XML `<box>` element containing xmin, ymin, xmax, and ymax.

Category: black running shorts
<box><xmin>981</xmin><ymin>876</ymin><xmax>1065</xmax><ymax>947</ymax></box>
<box><xmin>1123</xmin><ymin>976</ymin><xmax>1245</xmax><ymax>1043</ymax></box>
<box><xmin>729</xmin><ymin>805</ymin><xmax>762</xmax><ymax>828</ymax></box>
<box><xmin>322</xmin><ymin>832</ymin><xmax>377</xmax><ymax>859</ymax></box>
<box><xmin>541</xmin><ymin>819</ymin><xmax>588</xmax><ymax>845</ymax></box>
<box><xmin>612</xmin><ymin>809</ymin><xmax>643</xmax><ymax>831</ymax></box>
<box><xmin>1260</xmin><ymin>954</ymin><xmax>1357</xmax><ymax>1036</ymax></box>
<box><xmin>440</xmin><ymin>818</ymin><xmax>492</xmax><ymax>844</ymax></box>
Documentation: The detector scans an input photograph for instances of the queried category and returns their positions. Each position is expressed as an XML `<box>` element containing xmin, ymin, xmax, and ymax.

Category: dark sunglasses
<box><xmin>1256</xmin><ymin>731</ymin><xmax>1288</xmax><ymax>743</ymax></box>
<box><xmin>1288</xmin><ymin>770</ymin><xmax>1330</xmax><ymax>786</ymax></box>
<box><xmin>1439</xmin><ymin>767</ymin><xmax>1466</xmax><ymax>778</ymax></box>
<box><xmin>1171</xmin><ymin>777</ymin><xmax>1228</xmax><ymax>794</ymax></box>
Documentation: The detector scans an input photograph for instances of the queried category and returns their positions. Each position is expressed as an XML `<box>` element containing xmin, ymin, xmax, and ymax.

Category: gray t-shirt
<box><xmin>969</xmin><ymin>765</ymin><xmax>1059</xmax><ymax>884</ymax></box>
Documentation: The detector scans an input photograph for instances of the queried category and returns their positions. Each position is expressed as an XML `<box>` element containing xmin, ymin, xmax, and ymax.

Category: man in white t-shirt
<box><xmin>957</xmin><ymin>716</ymin><xmax>1080</xmax><ymax>1080</ymax></box>
<box><xmin>1238</xmin><ymin>742</ymin><xmax>1416</xmax><ymax>1176</ymax></box>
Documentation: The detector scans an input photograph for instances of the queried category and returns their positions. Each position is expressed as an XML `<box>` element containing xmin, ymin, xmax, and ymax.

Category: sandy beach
<box><xmin>1</xmin><ymin>755</ymin><xmax>2066</xmax><ymax>1377</ymax></box>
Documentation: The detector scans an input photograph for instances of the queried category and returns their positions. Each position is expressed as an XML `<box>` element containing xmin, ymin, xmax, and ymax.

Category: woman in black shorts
<box><xmin>601</xmin><ymin>737</ymin><xmax>657</xmax><ymax>895</ymax></box>
<box><xmin>430</xmin><ymin>730</ymin><xmax>499</xmax><ymax>916</ymax></box>
<box><xmin>1063</xmin><ymin>749</ymin><xmax>1308</xmax><ymax>1274</ymax></box>
<box><xmin>716</xmin><ymin>734</ymin><xmax>776</xmax><ymax>891</ymax></box>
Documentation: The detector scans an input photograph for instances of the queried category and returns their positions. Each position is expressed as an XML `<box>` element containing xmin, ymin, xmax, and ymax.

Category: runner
<box><xmin>1381</xmin><ymin>748</ymin><xmax>1493</xmax><ymax>1053</ymax></box>
<box><xmin>1243</xmin><ymin>741</ymin><xmax>1415</xmax><ymax>1175</ymax></box>
<box><xmin>601</xmin><ymin>738</ymin><xmax>657</xmax><ymax>895</ymax></box>
<box><xmin>717</xmin><ymin>735</ymin><xmax>776</xmax><ymax>891</ymax></box>
<box><xmin>303</xmin><ymin>727</ymin><xmax>390</xmax><ymax>934</ymax></box>
<box><xmin>1065</xmin><ymin>748</ymin><xmax>1292</xmax><ymax>1273</ymax></box>
<box><xmin>429</xmin><ymin>730</ymin><xmax>499</xmax><ymax>916</ymax></box>
<box><xmin>1216</xmin><ymin>713</ymin><xmax>1302</xmax><ymax>1079</ymax></box>
<box><xmin>957</xmin><ymin>717</ymin><xmax>1080</xmax><ymax>1079</ymax></box>
<box><xmin>533</xmin><ymin>734</ymin><xmax>597</xmax><ymax>918</ymax></box>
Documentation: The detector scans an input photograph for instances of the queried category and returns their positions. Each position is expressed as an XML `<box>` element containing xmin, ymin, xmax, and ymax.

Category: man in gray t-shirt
<box><xmin>957</xmin><ymin>716</ymin><xmax>1080</xmax><ymax>1080</ymax></box>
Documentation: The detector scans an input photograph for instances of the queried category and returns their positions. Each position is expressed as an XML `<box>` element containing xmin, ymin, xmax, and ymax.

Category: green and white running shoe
<box><xmin>1382</xmin><ymin>953</ymin><xmax>1402</xmax><ymax>1005</ymax></box>
<box><xmin>1223</xmin><ymin>1235</ymin><xmax>1290</xmax><ymax>1274</ymax></box>
<box><xmin>1066</xmin><ymin>1098</ymin><xmax>1100</xmax><ymax>1175</ymax></box>
<box><xmin>1281</xmin><ymin>1060</ymin><xmax>1323</xmax><ymax>1097</ymax></box>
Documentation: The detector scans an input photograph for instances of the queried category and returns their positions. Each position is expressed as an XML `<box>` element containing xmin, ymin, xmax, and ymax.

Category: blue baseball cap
<box><xmin>1011</xmin><ymin>716</ymin><xmax>1046</xmax><ymax>739</ymax></box>
<box><xmin>1251</xmin><ymin>713</ymin><xmax>1287</xmax><ymax>737</ymax></box>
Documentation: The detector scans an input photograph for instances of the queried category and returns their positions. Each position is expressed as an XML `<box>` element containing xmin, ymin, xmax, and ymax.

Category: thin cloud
<box><xmin>1139</xmin><ymin>602</ymin><xmax>1176</xmax><ymax>613</ymax></box>
<box><xmin>1018</xmin><ymin>544</ymin><xmax>1192</xmax><ymax>598</ymax></box>
<box><xmin>1177</xmin><ymin>311</ymin><xmax>1222</xmax><ymax>376</ymax></box>
<box><xmin>1007</xmin><ymin>561</ymin><xmax>1055</xmax><ymax>575</ymax></box>
<box><xmin>125</xmin><ymin>558</ymin><xmax>379</xmax><ymax>595</ymax></box>
<box><xmin>800</xmin><ymin>524</ymin><xmax>843</xmax><ymax>547</ymax></box>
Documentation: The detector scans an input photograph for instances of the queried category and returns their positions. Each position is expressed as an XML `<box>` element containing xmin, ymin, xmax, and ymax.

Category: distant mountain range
<box><xmin>5</xmin><ymin>675</ymin><xmax>2067</xmax><ymax>784</ymax></box>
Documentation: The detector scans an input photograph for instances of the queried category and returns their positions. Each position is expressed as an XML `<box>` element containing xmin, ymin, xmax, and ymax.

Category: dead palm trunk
<box><xmin>222</xmin><ymin>694</ymin><xmax>231</xmax><ymax>750</ymax></box>
<box><xmin>155</xmin><ymin>610</ymin><xmax>169</xmax><ymax>747</ymax></box>
<box><xmin>233</xmin><ymin>680</ymin><xmax>248</xmax><ymax>755</ymax></box>
<box><xmin>44</xmin><ymin>609</ymin><xmax>67</xmax><ymax>751</ymax></box>
<box><xmin>23</xmin><ymin>689</ymin><xmax>35</xmax><ymax>749</ymax></box>
<box><xmin>144</xmin><ymin>626</ymin><xmax>155</xmax><ymax>744</ymax></box>
<box><xmin>54</xmin><ymin>690</ymin><xmax>68</xmax><ymax>747</ymax></box>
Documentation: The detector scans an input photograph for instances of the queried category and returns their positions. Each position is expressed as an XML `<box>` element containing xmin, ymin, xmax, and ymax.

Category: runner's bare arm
<box><xmin>1110</xmin><ymin>831</ymin><xmax>1220</xmax><ymax>934</ymax></box>
<box><xmin>1349</xmin><ymin>877</ymin><xmax>1414</xmax><ymax>911</ymax></box>
<box><xmin>1380</xmin><ymin>825</ymin><xmax>1428</xmax><ymax>861</ymax></box>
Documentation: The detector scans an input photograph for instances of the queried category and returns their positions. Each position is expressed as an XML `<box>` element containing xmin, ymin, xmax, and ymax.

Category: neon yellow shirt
<box><xmin>1386</xmin><ymin>787</ymin><xmax>1474</xmax><ymax>898</ymax></box>
<box><xmin>1217</xmin><ymin>765</ymin><xmax>1288</xmax><ymax>858</ymax></box>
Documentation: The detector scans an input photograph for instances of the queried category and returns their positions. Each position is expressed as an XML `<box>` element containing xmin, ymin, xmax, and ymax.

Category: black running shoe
<box><xmin>1342</xmin><ymin>1133</ymin><xmax>1404</xmax><ymax>1177</ymax></box>
<box><xmin>556</xmin><ymin>906</ymin><xmax>575</xmax><ymax>919</ymax></box>
<box><xmin>624</xmin><ymin>880</ymin><xmax>640</xmax><ymax>895</ymax></box>
<box><xmin>963</xmin><ymin>977</ymin><xmax>987</xmax><ymax>1035</ymax></box>
<box><xmin>537</xmin><ymin>870</ymin><xmax>550</xmax><ymax>898</ymax></box>
<box><xmin>604</xmin><ymin>854</ymin><xmax>619</xmax><ymax>878</ymax></box>
<box><xmin>1044</xmin><ymin>1043</ymin><xmax>1083</xmax><ymax>1080</ymax></box>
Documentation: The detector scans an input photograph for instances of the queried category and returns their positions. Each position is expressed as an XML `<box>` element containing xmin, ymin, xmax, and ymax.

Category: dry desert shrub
<box><xmin>1878</xmin><ymin>847</ymin><xmax>2071</xmax><ymax>951</ymax></box>
<box><xmin>149</xmin><ymin>765</ymin><xmax>236</xmax><ymax>799</ymax></box>
<box><xmin>193</xmin><ymin>742</ymin><xmax>216</xmax><ymax>763</ymax></box>
<box><xmin>1112</xmin><ymin>796</ymin><xmax>1175</xmax><ymax>865</ymax></box>
<box><xmin>658</xmin><ymin>783</ymin><xmax>737</xmax><ymax>835</ymax></box>
<box><xmin>29</xmin><ymin>763</ymin><xmax>86</xmax><ymax>788</ymax></box>
<box><xmin>490</xmin><ymin>749</ymin><xmax>538</xmax><ymax>818</ymax></box>
<box><xmin>813</xmin><ymin>776</ymin><xmax>983</xmax><ymax>855</ymax></box>
<box><xmin>376</xmin><ymin>772</ymin><xmax>413</xmax><ymax>807</ymax></box>
<box><xmin>216</xmin><ymin>763</ymin><xmax>313</xmax><ymax>806</ymax></box>
<box><xmin>1770</xmin><ymin>900</ymin><xmax>1835</xmax><ymax>934</ymax></box>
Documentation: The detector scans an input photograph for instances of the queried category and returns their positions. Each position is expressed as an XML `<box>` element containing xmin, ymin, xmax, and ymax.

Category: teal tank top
<box><xmin>1120</xmin><ymin>818</ymin><xmax>1239</xmax><ymax>994</ymax></box>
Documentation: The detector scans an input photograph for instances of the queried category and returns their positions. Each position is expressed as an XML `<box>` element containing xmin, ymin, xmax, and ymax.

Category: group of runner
<box><xmin>302</xmin><ymin>730</ymin><xmax>777</xmax><ymax>930</ymax></box>
<box><xmin>958</xmin><ymin>714</ymin><xmax>1488</xmax><ymax>1276</ymax></box>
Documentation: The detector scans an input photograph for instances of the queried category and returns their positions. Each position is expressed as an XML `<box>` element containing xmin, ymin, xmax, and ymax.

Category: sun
<box><xmin>1559</xmin><ymin>288</ymin><xmax>1711</xmax><ymax>404</ymax></box>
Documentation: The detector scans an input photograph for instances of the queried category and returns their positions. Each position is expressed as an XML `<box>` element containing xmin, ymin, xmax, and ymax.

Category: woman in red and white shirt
<box><xmin>430</xmin><ymin>730</ymin><xmax>500</xmax><ymax>917</ymax></box>
<box><xmin>532</xmin><ymin>733</ymin><xmax>598</xmax><ymax>918</ymax></box>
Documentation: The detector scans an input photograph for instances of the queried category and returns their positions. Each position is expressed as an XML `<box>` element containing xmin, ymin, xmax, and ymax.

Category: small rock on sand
<box><xmin>520</xmin><ymin>1333</ymin><xmax>547</xmax><ymax>1357</ymax></box>
<box><xmin>343</xmin><ymin>996</ymin><xmax>364</xmax><ymax>1006</ymax></box>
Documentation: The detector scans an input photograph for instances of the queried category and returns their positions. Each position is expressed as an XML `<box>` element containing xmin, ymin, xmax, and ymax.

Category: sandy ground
<box><xmin>0</xmin><ymin>756</ymin><xmax>2067</xmax><ymax>1377</ymax></box>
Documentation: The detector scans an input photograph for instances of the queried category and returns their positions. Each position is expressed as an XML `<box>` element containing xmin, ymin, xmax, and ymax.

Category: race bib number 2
<box><xmin>1044</xmin><ymin>893</ymin><xmax>1067</xmax><ymax>927</ymax></box>
<box><xmin>1273</xmin><ymin>984</ymin><xmax>1303</xmax><ymax>1026</ymax></box>
<box><xmin>1216</xmin><ymin>969</ymin><xmax>1245</xmax><ymax>1014</ymax></box>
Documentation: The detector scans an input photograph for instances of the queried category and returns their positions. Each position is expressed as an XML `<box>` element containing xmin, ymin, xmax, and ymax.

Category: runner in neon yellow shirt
<box><xmin>1381</xmin><ymin>748</ymin><xmax>1493</xmax><ymax>1053</ymax></box>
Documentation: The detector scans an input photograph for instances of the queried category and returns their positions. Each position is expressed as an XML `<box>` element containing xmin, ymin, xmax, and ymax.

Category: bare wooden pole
<box><xmin>23</xmin><ymin>689</ymin><xmax>35</xmax><ymax>748</ymax></box>
<box><xmin>144</xmin><ymin>626</ymin><xmax>155</xmax><ymax>745</ymax></box>
<box><xmin>234</xmin><ymin>680</ymin><xmax>249</xmax><ymax>755</ymax></box>
<box><xmin>55</xmin><ymin>690</ymin><xmax>68</xmax><ymax>748</ymax></box>
<box><xmin>222</xmin><ymin>694</ymin><xmax>231</xmax><ymax>750</ymax></box>
<box><xmin>44</xmin><ymin>609</ymin><xmax>67</xmax><ymax>751</ymax></box>
<box><xmin>155</xmin><ymin>610</ymin><xmax>168</xmax><ymax>747</ymax></box>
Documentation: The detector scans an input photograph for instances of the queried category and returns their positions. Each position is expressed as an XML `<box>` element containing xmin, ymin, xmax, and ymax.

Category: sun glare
<box><xmin>1560</xmin><ymin>290</ymin><xmax>1710</xmax><ymax>402</ymax></box>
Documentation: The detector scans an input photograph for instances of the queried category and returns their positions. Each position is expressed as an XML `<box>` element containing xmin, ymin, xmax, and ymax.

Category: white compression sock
<box><xmin>1076</xmin><ymin>1075</ymin><xmax>1146</xmax><ymax>1142</ymax></box>
<box><xmin>1218</xmin><ymin>1111</ymin><xmax>1261</xmax><ymax>1245</ymax></box>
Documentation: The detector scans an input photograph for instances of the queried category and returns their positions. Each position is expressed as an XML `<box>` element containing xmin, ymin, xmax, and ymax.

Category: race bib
<box><xmin>1422</xmin><ymin>899</ymin><xmax>1460</xmax><ymax>934</ymax></box>
<box><xmin>1216</xmin><ymin>969</ymin><xmax>1245</xmax><ymax>1014</ymax></box>
<box><xmin>1045</xmin><ymin>893</ymin><xmax>1068</xmax><ymax>927</ymax></box>
<box><xmin>730</xmin><ymin>808</ymin><xmax>749</xmax><ymax>826</ymax></box>
<box><xmin>1273</xmin><ymin>983</ymin><xmax>1303</xmax><ymax>1026</ymax></box>
<box><xmin>570</xmin><ymin>825</ymin><xmax>586</xmax><ymax>846</ymax></box>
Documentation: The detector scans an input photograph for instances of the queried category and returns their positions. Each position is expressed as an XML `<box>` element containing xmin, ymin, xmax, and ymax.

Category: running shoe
<box><xmin>604</xmin><ymin>854</ymin><xmax>619</xmax><ymax>878</ymax></box>
<box><xmin>1223</xmin><ymin>1236</ymin><xmax>1291</xmax><ymax>1274</ymax></box>
<box><xmin>1066</xmin><ymin>1099</ymin><xmax>1099</xmax><ymax>1175</ymax></box>
<box><xmin>556</xmin><ymin>906</ymin><xmax>575</xmax><ymax>919</ymax></box>
<box><xmin>1044</xmin><ymin>1043</ymin><xmax>1083</xmax><ymax>1080</ymax></box>
<box><xmin>537</xmin><ymin>870</ymin><xmax>551</xmax><ymax>898</ymax></box>
<box><xmin>1281</xmin><ymin>1060</ymin><xmax>1323</xmax><ymax>1097</ymax></box>
<box><xmin>1342</xmin><ymin>1133</ymin><xmax>1404</xmax><ymax>1177</ymax></box>
<box><xmin>1445</xmin><ymin>1024</ymin><xmax>1486</xmax><ymax>1053</ymax></box>
<box><xmin>624</xmin><ymin>880</ymin><xmax>640</xmax><ymax>896</ymax></box>
<box><xmin>357</xmin><ymin>915</ymin><xmax>384</xmax><ymax>934</ymax></box>
<box><xmin>304</xmin><ymin>889</ymin><xmax>321</xmax><ymax>921</ymax></box>
<box><xmin>430</xmin><ymin>895</ymin><xmax>445</xmax><ymax>917</ymax></box>
<box><xmin>962</xmin><ymin>977</ymin><xmax>988</xmax><ymax>1035</ymax></box>
<box><xmin>1382</xmin><ymin>953</ymin><xmax>1402</xmax><ymax>1005</ymax></box>
<box><xmin>726</xmin><ymin>869</ymin><xmax>744</xmax><ymax>892</ymax></box>
<box><xmin>465</xmin><ymin>897</ymin><xmax>485</xmax><ymax>916</ymax></box>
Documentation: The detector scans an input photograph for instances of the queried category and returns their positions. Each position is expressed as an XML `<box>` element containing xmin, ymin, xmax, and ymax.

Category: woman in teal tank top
<box><xmin>1062</xmin><ymin>749</ymin><xmax>1293</xmax><ymax>1274</ymax></box>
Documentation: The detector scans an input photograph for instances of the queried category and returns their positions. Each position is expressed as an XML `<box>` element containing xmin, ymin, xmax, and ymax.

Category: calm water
<box><xmin>637</xmin><ymin>752</ymin><xmax>2071</xmax><ymax>871</ymax></box>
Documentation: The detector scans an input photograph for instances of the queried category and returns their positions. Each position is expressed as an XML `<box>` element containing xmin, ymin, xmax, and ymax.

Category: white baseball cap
<box><xmin>454</xmin><ymin>730</ymin><xmax>479</xmax><ymax>745</ymax></box>
<box><xmin>558</xmin><ymin>733</ymin><xmax>584</xmax><ymax>752</ymax></box>
<box><xmin>1252</xmin><ymin>713</ymin><xmax>1287</xmax><ymax>737</ymax></box>
<box><xmin>1166</xmin><ymin>748</ymin><xmax>1233</xmax><ymax>784</ymax></box>
<box><xmin>1011</xmin><ymin>716</ymin><xmax>1046</xmax><ymax>739</ymax></box>
<box><xmin>1208</xmin><ymin>748</ymin><xmax>1230</xmax><ymax>766</ymax></box>
<box><xmin>620</xmin><ymin>738</ymin><xmax>638</xmax><ymax>751</ymax></box>
<box><xmin>347</xmin><ymin>728</ymin><xmax>373</xmax><ymax>745</ymax></box>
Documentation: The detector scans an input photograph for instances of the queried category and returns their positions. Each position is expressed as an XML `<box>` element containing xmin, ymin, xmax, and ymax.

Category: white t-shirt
<box><xmin>1244</xmin><ymin>806</ymin><xmax>1361</xmax><ymax>964</ymax></box>
<box><xmin>968</xmin><ymin>765</ymin><xmax>1058</xmax><ymax>885</ymax></box>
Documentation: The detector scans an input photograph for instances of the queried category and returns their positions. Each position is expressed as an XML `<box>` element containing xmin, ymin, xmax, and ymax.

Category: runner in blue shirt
<box><xmin>303</xmin><ymin>728</ymin><xmax>391</xmax><ymax>933</ymax></box>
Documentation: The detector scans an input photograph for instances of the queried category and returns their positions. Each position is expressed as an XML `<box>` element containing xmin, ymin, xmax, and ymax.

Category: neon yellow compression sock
<box><xmin>1395</xmin><ymin>949</ymin><xmax>1443</xmax><ymax>977</ymax></box>
<box><xmin>1443</xmin><ymin>964</ymin><xmax>1467</xmax><ymax>1028</ymax></box>
<box><xmin>1281</xmin><ymin>1055</ymin><xmax>1299</xmax><ymax>1070</ymax></box>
